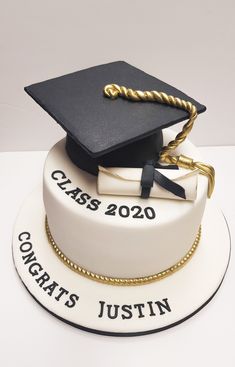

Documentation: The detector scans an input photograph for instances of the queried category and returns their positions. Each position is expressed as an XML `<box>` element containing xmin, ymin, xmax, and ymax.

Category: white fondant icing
<box><xmin>43</xmin><ymin>130</ymin><xmax>208</xmax><ymax>278</ymax></box>
<box><xmin>12</xmin><ymin>187</ymin><xmax>231</xmax><ymax>335</ymax></box>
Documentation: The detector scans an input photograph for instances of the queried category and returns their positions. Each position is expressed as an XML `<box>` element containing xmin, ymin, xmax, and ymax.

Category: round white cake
<box><xmin>43</xmin><ymin>130</ymin><xmax>208</xmax><ymax>280</ymax></box>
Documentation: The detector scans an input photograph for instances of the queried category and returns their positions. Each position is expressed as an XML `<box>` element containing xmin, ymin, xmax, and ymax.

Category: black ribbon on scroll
<box><xmin>141</xmin><ymin>160</ymin><xmax>186</xmax><ymax>199</ymax></box>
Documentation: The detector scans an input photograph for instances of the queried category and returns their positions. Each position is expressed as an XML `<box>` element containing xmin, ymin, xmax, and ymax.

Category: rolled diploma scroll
<box><xmin>97</xmin><ymin>166</ymin><xmax>199</xmax><ymax>201</ymax></box>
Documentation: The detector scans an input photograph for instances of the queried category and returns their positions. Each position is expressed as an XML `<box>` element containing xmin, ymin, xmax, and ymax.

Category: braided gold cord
<box><xmin>46</xmin><ymin>216</ymin><xmax>201</xmax><ymax>286</ymax></box>
<box><xmin>104</xmin><ymin>84</ymin><xmax>215</xmax><ymax>198</ymax></box>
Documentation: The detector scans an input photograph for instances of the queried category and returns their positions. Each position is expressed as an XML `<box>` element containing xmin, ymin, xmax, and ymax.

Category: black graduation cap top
<box><xmin>25</xmin><ymin>61</ymin><xmax>206</xmax><ymax>175</ymax></box>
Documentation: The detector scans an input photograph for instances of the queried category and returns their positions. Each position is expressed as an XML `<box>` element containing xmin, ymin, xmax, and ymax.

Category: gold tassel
<box><xmin>104</xmin><ymin>84</ymin><xmax>215</xmax><ymax>198</ymax></box>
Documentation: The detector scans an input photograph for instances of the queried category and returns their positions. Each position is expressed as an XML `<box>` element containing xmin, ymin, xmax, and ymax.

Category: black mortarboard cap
<box><xmin>25</xmin><ymin>61</ymin><xmax>206</xmax><ymax>175</ymax></box>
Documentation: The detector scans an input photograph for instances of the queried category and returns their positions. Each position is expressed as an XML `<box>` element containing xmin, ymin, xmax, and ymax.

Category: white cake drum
<box><xmin>12</xmin><ymin>187</ymin><xmax>230</xmax><ymax>336</ymax></box>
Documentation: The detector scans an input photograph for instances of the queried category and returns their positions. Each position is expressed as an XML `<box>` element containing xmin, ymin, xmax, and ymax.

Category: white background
<box><xmin>0</xmin><ymin>1</ymin><xmax>235</xmax><ymax>367</ymax></box>
<box><xmin>0</xmin><ymin>0</ymin><xmax>235</xmax><ymax>151</ymax></box>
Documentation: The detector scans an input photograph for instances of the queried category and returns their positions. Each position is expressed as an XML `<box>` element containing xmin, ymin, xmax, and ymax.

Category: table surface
<box><xmin>1</xmin><ymin>146</ymin><xmax>234</xmax><ymax>367</ymax></box>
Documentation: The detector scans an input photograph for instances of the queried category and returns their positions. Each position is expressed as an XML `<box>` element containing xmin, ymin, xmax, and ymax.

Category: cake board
<box><xmin>12</xmin><ymin>187</ymin><xmax>231</xmax><ymax>336</ymax></box>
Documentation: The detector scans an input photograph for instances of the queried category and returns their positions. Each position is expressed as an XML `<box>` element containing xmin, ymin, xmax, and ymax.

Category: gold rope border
<box><xmin>45</xmin><ymin>216</ymin><xmax>201</xmax><ymax>286</ymax></box>
<box><xmin>103</xmin><ymin>84</ymin><xmax>215</xmax><ymax>198</ymax></box>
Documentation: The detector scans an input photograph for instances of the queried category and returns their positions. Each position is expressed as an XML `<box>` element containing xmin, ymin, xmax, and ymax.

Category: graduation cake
<box><xmin>12</xmin><ymin>61</ymin><xmax>231</xmax><ymax>335</ymax></box>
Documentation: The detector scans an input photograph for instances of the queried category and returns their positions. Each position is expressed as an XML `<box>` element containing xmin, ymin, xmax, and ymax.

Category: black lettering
<box><xmin>131</xmin><ymin>206</ymin><xmax>144</xmax><ymax>219</ymax></box>
<box><xmin>134</xmin><ymin>303</ymin><xmax>145</xmax><ymax>318</ymax></box>
<box><xmin>76</xmin><ymin>192</ymin><xmax>91</xmax><ymax>205</ymax></box>
<box><xmin>107</xmin><ymin>304</ymin><xmax>119</xmax><ymax>319</ymax></box>
<box><xmin>22</xmin><ymin>251</ymin><xmax>36</xmax><ymax>265</ymax></box>
<box><xmin>144</xmin><ymin>207</ymin><xmax>156</xmax><ymax>220</ymax></box>
<box><xmin>18</xmin><ymin>232</ymin><xmax>30</xmax><ymax>241</ymax></box>
<box><xmin>87</xmin><ymin>199</ymin><xmax>101</xmax><ymax>211</ymax></box>
<box><xmin>65</xmin><ymin>187</ymin><xmax>82</xmax><ymax>200</ymax></box>
<box><xmin>51</xmin><ymin>170</ymin><xmax>66</xmax><ymax>180</ymax></box>
<box><xmin>155</xmin><ymin>298</ymin><xmax>171</xmax><ymax>315</ymax></box>
<box><xmin>55</xmin><ymin>287</ymin><xmax>69</xmax><ymax>301</ymax></box>
<box><xmin>57</xmin><ymin>179</ymin><xmax>72</xmax><ymax>190</ymax></box>
<box><xmin>147</xmin><ymin>301</ymin><xmax>156</xmax><ymax>316</ymax></box>
<box><xmin>65</xmin><ymin>294</ymin><xmax>79</xmax><ymax>308</ymax></box>
<box><xmin>43</xmin><ymin>281</ymin><xmax>59</xmax><ymax>296</ymax></box>
<box><xmin>98</xmin><ymin>301</ymin><xmax>105</xmax><ymax>318</ymax></box>
<box><xmin>20</xmin><ymin>241</ymin><xmax>32</xmax><ymax>253</ymax></box>
<box><xmin>35</xmin><ymin>272</ymin><xmax>50</xmax><ymax>287</ymax></box>
<box><xmin>119</xmin><ymin>205</ymin><xmax>130</xmax><ymax>218</ymax></box>
<box><xmin>121</xmin><ymin>305</ymin><xmax>133</xmax><ymax>319</ymax></box>
<box><xmin>105</xmin><ymin>204</ymin><xmax>117</xmax><ymax>216</ymax></box>
<box><xmin>29</xmin><ymin>262</ymin><xmax>43</xmax><ymax>276</ymax></box>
